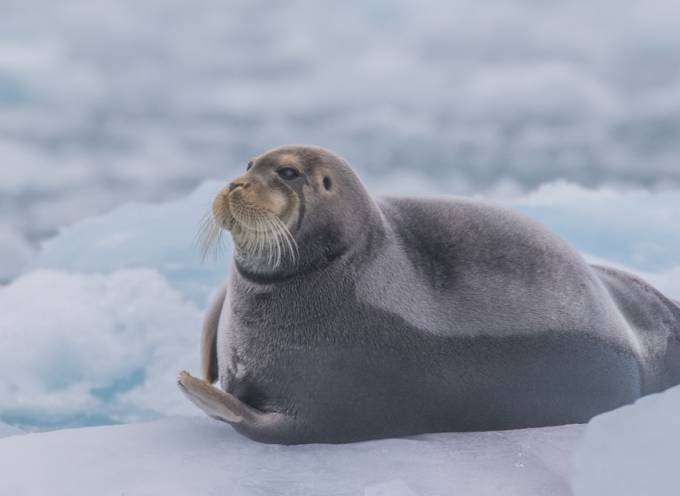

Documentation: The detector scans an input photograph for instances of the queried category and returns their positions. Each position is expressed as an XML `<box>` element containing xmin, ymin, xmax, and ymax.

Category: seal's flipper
<box><xmin>200</xmin><ymin>285</ymin><xmax>226</xmax><ymax>383</ymax></box>
<box><xmin>178</xmin><ymin>371</ymin><xmax>255</xmax><ymax>423</ymax></box>
<box><xmin>177</xmin><ymin>371</ymin><xmax>302</xmax><ymax>444</ymax></box>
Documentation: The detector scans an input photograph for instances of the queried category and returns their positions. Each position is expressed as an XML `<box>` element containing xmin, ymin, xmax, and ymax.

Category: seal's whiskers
<box><xmin>196</xmin><ymin>209</ymin><xmax>224</xmax><ymax>261</ymax></box>
<box><xmin>224</xmin><ymin>203</ymin><xmax>299</xmax><ymax>268</ymax></box>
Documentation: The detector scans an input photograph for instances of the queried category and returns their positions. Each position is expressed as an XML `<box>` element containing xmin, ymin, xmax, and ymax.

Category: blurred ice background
<box><xmin>4</xmin><ymin>0</ymin><xmax>680</xmax><ymax>252</ymax></box>
<box><xmin>1</xmin><ymin>0</ymin><xmax>679</xmax><ymax>434</ymax></box>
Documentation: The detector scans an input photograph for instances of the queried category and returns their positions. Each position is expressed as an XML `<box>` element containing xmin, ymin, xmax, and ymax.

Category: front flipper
<box><xmin>178</xmin><ymin>371</ymin><xmax>252</xmax><ymax>423</ymax></box>
<box><xmin>177</xmin><ymin>371</ymin><xmax>303</xmax><ymax>444</ymax></box>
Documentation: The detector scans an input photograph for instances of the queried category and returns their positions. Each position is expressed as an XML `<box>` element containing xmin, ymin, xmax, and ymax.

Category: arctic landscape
<box><xmin>3</xmin><ymin>0</ymin><xmax>680</xmax><ymax>494</ymax></box>
<box><xmin>1</xmin><ymin>181</ymin><xmax>679</xmax><ymax>495</ymax></box>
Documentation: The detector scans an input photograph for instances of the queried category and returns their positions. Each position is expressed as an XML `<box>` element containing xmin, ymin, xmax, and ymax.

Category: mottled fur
<box><xmin>180</xmin><ymin>145</ymin><xmax>680</xmax><ymax>444</ymax></box>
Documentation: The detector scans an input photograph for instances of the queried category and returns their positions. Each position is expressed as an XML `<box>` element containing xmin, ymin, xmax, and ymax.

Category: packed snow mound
<box><xmin>572</xmin><ymin>384</ymin><xmax>680</xmax><ymax>496</ymax></box>
<box><xmin>507</xmin><ymin>182</ymin><xmax>680</xmax><ymax>279</ymax></box>
<box><xmin>0</xmin><ymin>269</ymin><xmax>202</xmax><ymax>429</ymax></box>
<box><xmin>0</xmin><ymin>226</ymin><xmax>34</xmax><ymax>282</ymax></box>
<box><xmin>0</xmin><ymin>421</ymin><xmax>22</xmax><ymax>439</ymax></box>
<box><xmin>0</xmin><ymin>416</ymin><xmax>583</xmax><ymax>496</ymax></box>
<box><xmin>33</xmin><ymin>180</ymin><xmax>228</xmax><ymax>305</ymax></box>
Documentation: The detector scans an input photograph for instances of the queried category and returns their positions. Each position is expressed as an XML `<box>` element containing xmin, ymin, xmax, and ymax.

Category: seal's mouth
<box><xmin>219</xmin><ymin>214</ymin><xmax>235</xmax><ymax>231</ymax></box>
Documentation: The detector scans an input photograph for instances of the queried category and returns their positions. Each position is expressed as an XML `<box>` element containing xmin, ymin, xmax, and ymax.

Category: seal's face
<box><xmin>203</xmin><ymin>146</ymin><xmax>349</xmax><ymax>276</ymax></box>
<box><xmin>215</xmin><ymin>153</ymin><xmax>307</xmax><ymax>234</ymax></box>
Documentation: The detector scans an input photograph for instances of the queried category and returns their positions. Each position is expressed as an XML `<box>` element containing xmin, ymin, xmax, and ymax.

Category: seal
<box><xmin>178</xmin><ymin>145</ymin><xmax>680</xmax><ymax>444</ymax></box>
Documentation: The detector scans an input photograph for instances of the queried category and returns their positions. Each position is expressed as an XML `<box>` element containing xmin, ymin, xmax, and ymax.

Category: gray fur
<box><xmin>185</xmin><ymin>145</ymin><xmax>680</xmax><ymax>444</ymax></box>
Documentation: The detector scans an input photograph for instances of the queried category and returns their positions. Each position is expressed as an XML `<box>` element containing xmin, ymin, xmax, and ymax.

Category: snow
<box><xmin>33</xmin><ymin>180</ymin><xmax>228</xmax><ymax>305</ymax></box>
<box><xmin>573</xmin><ymin>384</ymin><xmax>680</xmax><ymax>496</ymax></box>
<box><xmin>0</xmin><ymin>269</ymin><xmax>202</xmax><ymax>429</ymax></box>
<box><xmin>507</xmin><ymin>182</ymin><xmax>680</xmax><ymax>276</ymax></box>
<box><xmin>0</xmin><ymin>226</ymin><xmax>34</xmax><ymax>282</ymax></box>
<box><xmin>0</xmin><ymin>416</ymin><xmax>583</xmax><ymax>496</ymax></box>
<box><xmin>0</xmin><ymin>421</ymin><xmax>22</xmax><ymax>439</ymax></box>
<box><xmin>2</xmin><ymin>387</ymin><xmax>680</xmax><ymax>495</ymax></box>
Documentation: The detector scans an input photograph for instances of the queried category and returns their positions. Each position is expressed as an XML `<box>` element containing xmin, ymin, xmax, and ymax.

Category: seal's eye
<box><xmin>277</xmin><ymin>167</ymin><xmax>301</xmax><ymax>180</ymax></box>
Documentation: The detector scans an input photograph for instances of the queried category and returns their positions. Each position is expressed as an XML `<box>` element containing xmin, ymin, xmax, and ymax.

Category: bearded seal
<box><xmin>178</xmin><ymin>145</ymin><xmax>680</xmax><ymax>444</ymax></box>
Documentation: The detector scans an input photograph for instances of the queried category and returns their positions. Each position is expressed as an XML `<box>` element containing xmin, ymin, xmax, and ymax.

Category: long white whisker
<box><xmin>269</xmin><ymin>214</ymin><xmax>298</xmax><ymax>267</ymax></box>
<box><xmin>218</xmin><ymin>199</ymin><xmax>299</xmax><ymax>269</ymax></box>
<box><xmin>268</xmin><ymin>216</ymin><xmax>283</xmax><ymax>267</ymax></box>
<box><xmin>271</xmin><ymin>216</ymin><xmax>289</xmax><ymax>267</ymax></box>
<box><xmin>195</xmin><ymin>208</ymin><xmax>225</xmax><ymax>261</ymax></box>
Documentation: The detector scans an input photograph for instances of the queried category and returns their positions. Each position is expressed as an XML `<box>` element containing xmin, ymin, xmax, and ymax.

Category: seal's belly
<box><xmin>220</xmin><ymin>312</ymin><xmax>644</xmax><ymax>439</ymax></box>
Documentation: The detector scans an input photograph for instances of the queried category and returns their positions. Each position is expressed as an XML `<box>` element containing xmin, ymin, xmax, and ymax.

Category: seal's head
<box><xmin>203</xmin><ymin>145</ymin><xmax>381</xmax><ymax>282</ymax></box>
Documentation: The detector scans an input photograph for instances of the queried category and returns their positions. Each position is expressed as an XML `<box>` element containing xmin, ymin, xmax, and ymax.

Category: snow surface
<box><xmin>3</xmin><ymin>386</ymin><xmax>679</xmax><ymax>496</ymax></box>
<box><xmin>0</xmin><ymin>421</ymin><xmax>22</xmax><ymax>439</ymax></box>
<box><xmin>573</xmin><ymin>383</ymin><xmax>680</xmax><ymax>496</ymax></box>
<box><xmin>0</xmin><ymin>416</ymin><xmax>583</xmax><ymax>496</ymax></box>
<box><xmin>0</xmin><ymin>225</ymin><xmax>35</xmax><ymax>282</ymax></box>
<box><xmin>0</xmin><ymin>269</ymin><xmax>201</xmax><ymax>429</ymax></box>
<box><xmin>32</xmin><ymin>180</ymin><xmax>227</xmax><ymax>305</ymax></box>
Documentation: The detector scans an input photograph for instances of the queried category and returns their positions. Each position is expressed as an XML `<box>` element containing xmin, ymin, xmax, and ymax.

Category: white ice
<box><xmin>0</xmin><ymin>421</ymin><xmax>22</xmax><ymax>439</ymax></box>
<box><xmin>2</xmin><ymin>385</ymin><xmax>680</xmax><ymax>495</ymax></box>
<box><xmin>0</xmin><ymin>225</ymin><xmax>35</xmax><ymax>282</ymax></box>
<box><xmin>0</xmin><ymin>416</ymin><xmax>583</xmax><ymax>496</ymax></box>
<box><xmin>573</xmin><ymin>384</ymin><xmax>680</xmax><ymax>496</ymax></box>
<box><xmin>32</xmin><ymin>180</ymin><xmax>228</xmax><ymax>305</ymax></box>
<box><xmin>0</xmin><ymin>269</ymin><xmax>202</xmax><ymax>428</ymax></box>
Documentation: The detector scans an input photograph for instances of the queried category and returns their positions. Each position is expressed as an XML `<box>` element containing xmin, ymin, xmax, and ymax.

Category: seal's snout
<box><xmin>229</xmin><ymin>180</ymin><xmax>250</xmax><ymax>192</ymax></box>
<box><xmin>225</xmin><ymin>173</ymin><xmax>294</xmax><ymax>227</ymax></box>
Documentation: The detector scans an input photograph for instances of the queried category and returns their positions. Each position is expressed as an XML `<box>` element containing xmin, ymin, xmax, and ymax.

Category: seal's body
<box><xmin>179</xmin><ymin>145</ymin><xmax>680</xmax><ymax>444</ymax></box>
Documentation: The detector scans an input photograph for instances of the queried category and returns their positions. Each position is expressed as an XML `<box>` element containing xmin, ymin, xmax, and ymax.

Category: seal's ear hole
<box><xmin>323</xmin><ymin>176</ymin><xmax>332</xmax><ymax>191</ymax></box>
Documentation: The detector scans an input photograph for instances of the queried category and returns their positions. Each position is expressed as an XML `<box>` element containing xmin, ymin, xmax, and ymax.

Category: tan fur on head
<box><xmin>197</xmin><ymin>171</ymin><xmax>299</xmax><ymax>267</ymax></box>
<box><xmin>225</xmin><ymin>173</ymin><xmax>297</xmax><ymax>226</ymax></box>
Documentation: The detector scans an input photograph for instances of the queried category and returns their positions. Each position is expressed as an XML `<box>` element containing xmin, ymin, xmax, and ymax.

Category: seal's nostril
<box><xmin>229</xmin><ymin>181</ymin><xmax>249</xmax><ymax>192</ymax></box>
